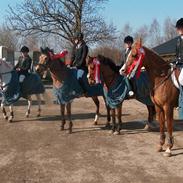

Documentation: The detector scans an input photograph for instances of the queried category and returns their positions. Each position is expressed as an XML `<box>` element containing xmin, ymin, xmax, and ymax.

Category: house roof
<box><xmin>153</xmin><ymin>36</ymin><xmax>178</xmax><ymax>55</ymax></box>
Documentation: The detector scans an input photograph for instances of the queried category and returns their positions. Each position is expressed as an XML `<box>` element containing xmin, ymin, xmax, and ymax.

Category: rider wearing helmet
<box><xmin>14</xmin><ymin>46</ymin><xmax>32</xmax><ymax>82</ymax></box>
<box><xmin>71</xmin><ymin>32</ymin><xmax>88</xmax><ymax>70</ymax></box>
<box><xmin>71</xmin><ymin>32</ymin><xmax>89</xmax><ymax>94</ymax></box>
<box><xmin>121</xmin><ymin>35</ymin><xmax>134</xmax><ymax>66</ymax></box>
<box><xmin>175</xmin><ymin>18</ymin><xmax>183</xmax><ymax>65</ymax></box>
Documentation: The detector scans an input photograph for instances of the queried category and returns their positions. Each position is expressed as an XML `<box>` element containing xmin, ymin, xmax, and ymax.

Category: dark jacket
<box><xmin>71</xmin><ymin>41</ymin><xmax>88</xmax><ymax>69</ymax></box>
<box><xmin>15</xmin><ymin>55</ymin><xmax>32</xmax><ymax>75</ymax></box>
<box><xmin>176</xmin><ymin>36</ymin><xmax>183</xmax><ymax>64</ymax></box>
<box><xmin>120</xmin><ymin>47</ymin><xmax>132</xmax><ymax>67</ymax></box>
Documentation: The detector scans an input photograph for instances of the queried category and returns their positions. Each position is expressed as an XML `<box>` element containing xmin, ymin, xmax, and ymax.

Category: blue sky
<box><xmin>0</xmin><ymin>0</ymin><xmax>182</xmax><ymax>30</ymax></box>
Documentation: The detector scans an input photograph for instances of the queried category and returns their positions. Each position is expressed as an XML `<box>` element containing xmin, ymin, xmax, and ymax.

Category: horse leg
<box><xmin>60</xmin><ymin>104</ymin><xmax>66</xmax><ymax>131</ymax></box>
<box><xmin>144</xmin><ymin>105</ymin><xmax>155</xmax><ymax>131</ymax></box>
<box><xmin>8</xmin><ymin>105</ymin><xmax>14</xmax><ymax>122</ymax></box>
<box><xmin>103</xmin><ymin>96</ymin><xmax>111</xmax><ymax>129</ymax></box>
<box><xmin>66</xmin><ymin>102</ymin><xmax>73</xmax><ymax>134</ymax></box>
<box><xmin>91</xmin><ymin>96</ymin><xmax>100</xmax><ymax>125</ymax></box>
<box><xmin>26</xmin><ymin>96</ymin><xmax>32</xmax><ymax>118</ymax></box>
<box><xmin>36</xmin><ymin>94</ymin><xmax>41</xmax><ymax>117</ymax></box>
<box><xmin>111</xmin><ymin>108</ymin><xmax>116</xmax><ymax>134</ymax></box>
<box><xmin>114</xmin><ymin>104</ymin><xmax>122</xmax><ymax>135</ymax></box>
<box><xmin>1</xmin><ymin>103</ymin><xmax>8</xmax><ymax>120</ymax></box>
<box><xmin>163</xmin><ymin>106</ymin><xmax>174</xmax><ymax>157</ymax></box>
<box><xmin>156</xmin><ymin>106</ymin><xmax>166</xmax><ymax>153</ymax></box>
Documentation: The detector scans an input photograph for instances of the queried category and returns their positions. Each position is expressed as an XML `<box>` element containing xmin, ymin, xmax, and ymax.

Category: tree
<box><xmin>115</xmin><ymin>23</ymin><xmax>133</xmax><ymax>49</ymax></box>
<box><xmin>163</xmin><ymin>17</ymin><xmax>177</xmax><ymax>42</ymax></box>
<box><xmin>134</xmin><ymin>25</ymin><xmax>149</xmax><ymax>45</ymax></box>
<box><xmin>0</xmin><ymin>25</ymin><xmax>18</xmax><ymax>50</ymax></box>
<box><xmin>7</xmin><ymin>0</ymin><xmax>116</xmax><ymax>45</ymax></box>
<box><xmin>149</xmin><ymin>18</ymin><xmax>163</xmax><ymax>47</ymax></box>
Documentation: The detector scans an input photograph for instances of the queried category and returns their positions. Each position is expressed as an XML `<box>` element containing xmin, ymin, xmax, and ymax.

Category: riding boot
<box><xmin>78</xmin><ymin>78</ymin><xmax>88</xmax><ymax>97</ymax></box>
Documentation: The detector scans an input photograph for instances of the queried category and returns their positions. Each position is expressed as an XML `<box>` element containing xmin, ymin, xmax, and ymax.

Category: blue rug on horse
<box><xmin>133</xmin><ymin>71</ymin><xmax>153</xmax><ymax>106</ymax></box>
<box><xmin>1</xmin><ymin>71</ymin><xmax>21</xmax><ymax>105</ymax></box>
<box><xmin>103</xmin><ymin>75</ymin><xmax>130</xmax><ymax>109</ymax></box>
<box><xmin>103</xmin><ymin>71</ymin><xmax>153</xmax><ymax>109</ymax></box>
<box><xmin>21</xmin><ymin>73</ymin><xmax>45</xmax><ymax>97</ymax></box>
<box><xmin>53</xmin><ymin>68</ymin><xmax>103</xmax><ymax>104</ymax></box>
<box><xmin>1</xmin><ymin>71</ymin><xmax>45</xmax><ymax>105</ymax></box>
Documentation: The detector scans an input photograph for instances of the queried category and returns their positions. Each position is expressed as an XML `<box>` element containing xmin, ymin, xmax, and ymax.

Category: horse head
<box><xmin>87</xmin><ymin>56</ymin><xmax>97</xmax><ymax>85</ymax></box>
<box><xmin>35</xmin><ymin>47</ymin><xmax>54</xmax><ymax>75</ymax></box>
<box><xmin>122</xmin><ymin>38</ymin><xmax>145</xmax><ymax>78</ymax></box>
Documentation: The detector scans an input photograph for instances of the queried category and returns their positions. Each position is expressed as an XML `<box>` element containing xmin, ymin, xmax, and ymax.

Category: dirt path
<box><xmin>0</xmin><ymin>89</ymin><xmax>183</xmax><ymax>183</ymax></box>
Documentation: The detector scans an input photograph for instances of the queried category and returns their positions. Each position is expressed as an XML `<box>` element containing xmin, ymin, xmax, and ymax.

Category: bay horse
<box><xmin>123</xmin><ymin>38</ymin><xmax>179</xmax><ymax>157</ymax></box>
<box><xmin>87</xmin><ymin>55</ymin><xmax>155</xmax><ymax>135</ymax></box>
<box><xmin>36</xmin><ymin>47</ymin><xmax>110</xmax><ymax>134</ymax></box>
<box><xmin>0</xmin><ymin>58</ymin><xmax>45</xmax><ymax>122</ymax></box>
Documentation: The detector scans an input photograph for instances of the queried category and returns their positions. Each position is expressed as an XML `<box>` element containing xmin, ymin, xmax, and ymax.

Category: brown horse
<box><xmin>36</xmin><ymin>47</ymin><xmax>111</xmax><ymax>134</ymax></box>
<box><xmin>123</xmin><ymin>38</ymin><xmax>179</xmax><ymax>157</ymax></box>
<box><xmin>87</xmin><ymin>55</ymin><xmax>155</xmax><ymax>135</ymax></box>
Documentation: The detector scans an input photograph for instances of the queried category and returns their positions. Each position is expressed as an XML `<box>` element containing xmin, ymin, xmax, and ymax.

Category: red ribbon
<box><xmin>126</xmin><ymin>48</ymin><xmax>145</xmax><ymax>78</ymax></box>
<box><xmin>93</xmin><ymin>58</ymin><xmax>101</xmax><ymax>84</ymax></box>
<box><xmin>48</xmin><ymin>50</ymin><xmax>68</xmax><ymax>63</ymax></box>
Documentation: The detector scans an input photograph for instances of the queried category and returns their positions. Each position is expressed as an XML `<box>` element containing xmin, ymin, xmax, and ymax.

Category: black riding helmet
<box><xmin>74</xmin><ymin>32</ymin><xmax>84</xmax><ymax>40</ymax></box>
<box><xmin>176</xmin><ymin>18</ymin><xmax>183</xmax><ymax>29</ymax></box>
<box><xmin>124</xmin><ymin>36</ymin><xmax>134</xmax><ymax>44</ymax></box>
<box><xmin>20</xmin><ymin>46</ymin><xmax>29</xmax><ymax>53</ymax></box>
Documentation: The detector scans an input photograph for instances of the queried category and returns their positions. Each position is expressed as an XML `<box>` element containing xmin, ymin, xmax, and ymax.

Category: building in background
<box><xmin>153</xmin><ymin>37</ymin><xmax>178</xmax><ymax>62</ymax></box>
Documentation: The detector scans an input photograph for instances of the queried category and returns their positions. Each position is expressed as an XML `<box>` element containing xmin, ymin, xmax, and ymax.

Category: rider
<box><xmin>175</xmin><ymin>18</ymin><xmax>183</xmax><ymax>65</ymax></box>
<box><xmin>120</xmin><ymin>36</ymin><xmax>134</xmax><ymax>67</ymax></box>
<box><xmin>14</xmin><ymin>46</ymin><xmax>32</xmax><ymax>83</ymax></box>
<box><xmin>120</xmin><ymin>36</ymin><xmax>134</xmax><ymax>97</ymax></box>
<box><xmin>71</xmin><ymin>32</ymin><xmax>89</xmax><ymax>93</ymax></box>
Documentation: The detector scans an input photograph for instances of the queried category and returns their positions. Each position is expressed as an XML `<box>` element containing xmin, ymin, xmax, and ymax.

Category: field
<box><xmin>0</xmin><ymin>87</ymin><xmax>183</xmax><ymax>183</ymax></box>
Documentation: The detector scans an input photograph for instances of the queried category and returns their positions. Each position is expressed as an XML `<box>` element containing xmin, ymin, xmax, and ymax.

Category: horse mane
<box><xmin>97</xmin><ymin>55</ymin><xmax>120</xmax><ymax>73</ymax></box>
<box><xmin>143</xmin><ymin>46</ymin><xmax>170</xmax><ymax>70</ymax></box>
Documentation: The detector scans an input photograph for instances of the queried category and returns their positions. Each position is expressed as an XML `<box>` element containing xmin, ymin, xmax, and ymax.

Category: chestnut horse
<box><xmin>123</xmin><ymin>38</ymin><xmax>179</xmax><ymax>157</ymax></box>
<box><xmin>36</xmin><ymin>47</ymin><xmax>110</xmax><ymax>134</ymax></box>
<box><xmin>87</xmin><ymin>55</ymin><xmax>155</xmax><ymax>135</ymax></box>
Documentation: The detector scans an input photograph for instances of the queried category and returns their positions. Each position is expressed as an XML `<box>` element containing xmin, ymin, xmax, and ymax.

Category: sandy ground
<box><xmin>0</xmin><ymin>87</ymin><xmax>183</xmax><ymax>183</ymax></box>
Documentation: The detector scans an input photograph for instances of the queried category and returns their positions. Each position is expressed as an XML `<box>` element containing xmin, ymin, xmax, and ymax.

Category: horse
<box><xmin>0</xmin><ymin>58</ymin><xmax>45</xmax><ymax>122</ymax></box>
<box><xmin>123</xmin><ymin>38</ymin><xmax>179</xmax><ymax>157</ymax></box>
<box><xmin>87</xmin><ymin>55</ymin><xmax>156</xmax><ymax>135</ymax></box>
<box><xmin>35</xmin><ymin>47</ymin><xmax>111</xmax><ymax>134</ymax></box>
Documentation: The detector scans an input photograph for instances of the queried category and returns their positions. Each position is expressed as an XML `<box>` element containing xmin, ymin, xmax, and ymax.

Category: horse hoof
<box><xmin>60</xmin><ymin>127</ymin><xmax>64</xmax><ymax>131</ymax></box>
<box><xmin>67</xmin><ymin>130</ymin><xmax>72</xmax><ymax>134</ymax></box>
<box><xmin>8</xmin><ymin>119</ymin><xmax>13</xmax><ymax>123</ymax></box>
<box><xmin>144</xmin><ymin>124</ymin><xmax>151</xmax><ymax>131</ymax></box>
<box><xmin>104</xmin><ymin>123</ymin><xmax>111</xmax><ymax>130</ymax></box>
<box><xmin>157</xmin><ymin>146</ymin><xmax>163</xmax><ymax>152</ymax></box>
<box><xmin>93</xmin><ymin>121</ymin><xmax>98</xmax><ymax>125</ymax></box>
<box><xmin>113</xmin><ymin>131</ymin><xmax>120</xmax><ymax>135</ymax></box>
<box><xmin>37</xmin><ymin>114</ymin><xmax>41</xmax><ymax>117</ymax></box>
<box><xmin>4</xmin><ymin>116</ymin><xmax>8</xmax><ymax>120</ymax></box>
<box><xmin>163</xmin><ymin>152</ymin><xmax>172</xmax><ymax>157</ymax></box>
<box><xmin>26</xmin><ymin>114</ymin><xmax>29</xmax><ymax>118</ymax></box>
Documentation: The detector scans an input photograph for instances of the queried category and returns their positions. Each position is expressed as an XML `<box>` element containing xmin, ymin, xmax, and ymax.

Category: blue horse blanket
<box><xmin>1</xmin><ymin>71</ymin><xmax>45</xmax><ymax>105</ymax></box>
<box><xmin>53</xmin><ymin>68</ymin><xmax>103</xmax><ymax>104</ymax></box>
<box><xmin>103</xmin><ymin>71</ymin><xmax>153</xmax><ymax>109</ymax></box>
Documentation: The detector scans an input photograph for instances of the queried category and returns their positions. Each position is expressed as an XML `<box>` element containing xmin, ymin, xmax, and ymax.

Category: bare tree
<box><xmin>7</xmin><ymin>0</ymin><xmax>116</xmax><ymax>45</ymax></box>
<box><xmin>134</xmin><ymin>25</ymin><xmax>149</xmax><ymax>45</ymax></box>
<box><xmin>163</xmin><ymin>17</ymin><xmax>177</xmax><ymax>42</ymax></box>
<box><xmin>149</xmin><ymin>18</ymin><xmax>164</xmax><ymax>47</ymax></box>
<box><xmin>0</xmin><ymin>25</ymin><xmax>18</xmax><ymax>50</ymax></box>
